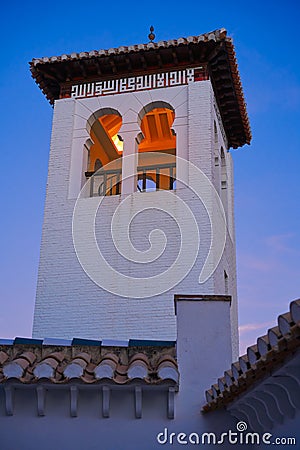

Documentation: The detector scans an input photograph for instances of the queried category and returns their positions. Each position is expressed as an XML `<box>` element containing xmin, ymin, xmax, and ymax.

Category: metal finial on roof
<box><xmin>148</xmin><ymin>26</ymin><xmax>155</xmax><ymax>42</ymax></box>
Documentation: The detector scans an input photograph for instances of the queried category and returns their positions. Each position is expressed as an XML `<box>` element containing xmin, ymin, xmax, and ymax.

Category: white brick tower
<box><xmin>31</xmin><ymin>29</ymin><xmax>251</xmax><ymax>360</ymax></box>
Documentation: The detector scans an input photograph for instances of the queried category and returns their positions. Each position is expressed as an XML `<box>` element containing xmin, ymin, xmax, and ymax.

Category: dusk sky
<box><xmin>0</xmin><ymin>1</ymin><xmax>299</xmax><ymax>354</ymax></box>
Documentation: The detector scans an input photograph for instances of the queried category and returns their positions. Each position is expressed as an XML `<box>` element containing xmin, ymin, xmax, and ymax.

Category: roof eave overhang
<box><xmin>29</xmin><ymin>30</ymin><xmax>251</xmax><ymax>148</ymax></box>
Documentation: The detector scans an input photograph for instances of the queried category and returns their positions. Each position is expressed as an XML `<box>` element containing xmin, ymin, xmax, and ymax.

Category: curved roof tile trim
<box><xmin>30</xmin><ymin>30</ymin><xmax>227</xmax><ymax>66</ymax></box>
<box><xmin>0</xmin><ymin>345</ymin><xmax>178</xmax><ymax>387</ymax></box>
<box><xmin>203</xmin><ymin>299</ymin><xmax>300</xmax><ymax>412</ymax></box>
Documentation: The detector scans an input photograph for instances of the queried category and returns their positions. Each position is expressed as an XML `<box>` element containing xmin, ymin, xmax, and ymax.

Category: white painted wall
<box><xmin>2</xmin><ymin>299</ymin><xmax>298</xmax><ymax>449</ymax></box>
<box><xmin>1</xmin><ymin>299</ymin><xmax>240</xmax><ymax>449</ymax></box>
<box><xmin>33</xmin><ymin>80</ymin><xmax>238</xmax><ymax>359</ymax></box>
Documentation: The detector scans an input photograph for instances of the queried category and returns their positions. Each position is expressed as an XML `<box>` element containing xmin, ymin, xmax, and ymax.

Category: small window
<box><xmin>214</xmin><ymin>121</ymin><xmax>219</xmax><ymax>167</ymax></box>
<box><xmin>220</xmin><ymin>147</ymin><xmax>228</xmax><ymax>218</ymax></box>
<box><xmin>220</xmin><ymin>148</ymin><xmax>227</xmax><ymax>189</ymax></box>
<box><xmin>224</xmin><ymin>270</ymin><xmax>229</xmax><ymax>295</ymax></box>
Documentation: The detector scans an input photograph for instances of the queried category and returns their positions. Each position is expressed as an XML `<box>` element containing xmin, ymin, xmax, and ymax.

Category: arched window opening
<box><xmin>220</xmin><ymin>147</ymin><xmax>228</xmax><ymax>217</ymax></box>
<box><xmin>214</xmin><ymin>121</ymin><xmax>219</xmax><ymax>167</ymax></box>
<box><xmin>221</xmin><ymin>148</ymin><xmax>227</xmax><ymax>190</ymax></box>
<box><xmin>137</xmin><ymin>107</ymin><xmax>176</xmax><ymax>192</ymax></box>
<box><xmin>86</xmin><ymin>113</ymin><xmax>122</xmax><ymax>196</ymax></box>
<box><xmin>214</xmin><ymin>121</ymin><xmax>221</xmax><ymax>192</ymax></box>
<box><xmin>224</xmin><ymin>270</ymin><xmax>229</xmax><ymax>295</ymax></box>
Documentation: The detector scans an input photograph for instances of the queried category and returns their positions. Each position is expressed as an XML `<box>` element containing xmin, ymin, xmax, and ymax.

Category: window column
<box><xmin>119</xmin><ymin>120</ymin><xmax>140</xmax><ymax>195</ymax></box>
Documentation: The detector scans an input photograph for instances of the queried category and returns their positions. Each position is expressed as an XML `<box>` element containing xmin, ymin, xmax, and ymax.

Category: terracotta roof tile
<box><xmin>3</xmin><ymin>351</ymin><xmax>37</xmax><ymax>379</ymax></box>
<box><xmin>291</xmin><ymin>300</ymin><xmax>300</xmax><ymax>322</ymax></box>
<box><xmin>80</xmin><ymin>372</ymin><xmax>96</xmax><ymax>383</ymax></box>
<box><xmin>238</xmin><ymin>355</ymin><xmax>250</xmax><ymax>373</ymax></box>
<box><xmin>33</xmin><ymin>351</ymin><xmax>66</xmax><ymax>379</ymax></box>
<box><xmin>115</xmin><ymin>363</ymin><xmax>129</xmax><ymax>378</ymax></box>
<box><xmin>256</xmin><ymin>335</ymin><xmax>270</xmax><ymax>357</ymax></box>
<box><xmin>0</xmin><ymin>351</ymin><xmax>9</xmax><ymax>365</ymax></box>
<box><xmin>18</xmin><ymin>351</ymin><xmax>37</xmax><ymax>365</ymax></box>
<box><xmin>95</xmin><ymin>353</ymin><xmax>118</xmax><ymax>380</ymax></box>
<box><xmin>217</xmin><ymin>376</ymin><xmax>226</xmax><ymax>393</ymax></box>
<box><xmin>157</xmin><ymin>356</ymin><xmax>179</xmax><ymax>383</ymax></box>
<box><xmin>128</xmin><ymin>358</ymin><xmax>148</xmax><ymax>381</ymax></box>
<box><xmin>224</xmin><ymin>369</ymin><xmax>234</xmax><ymax>387</ymax></box>
<box><xmin>203</xmin><ymin>299</ymin><xmax>300</xmax><ymax>412</ymax></box>
<box><xmin>247</xmin><ymin>344</ymin><xmax>260</xmax><ymax>365</ymax></box>
<box><xmin>278</xmin><ymin>312</ymin><xmax>293</xmax><ymax>335</ymax></box>
<box><xmin>34</xmin><ymin>362</ymin><xmax>55</xmax><ymax>379</ymax></box>
<box><xmin>72</xmin><ymin>352</ymin><xmax>91</xmax><ymax>367</ymax></box>
<box><xmin>114</xmin><ymin>373</ymin><xmax>128</xmax><ymax>384</ymax></box>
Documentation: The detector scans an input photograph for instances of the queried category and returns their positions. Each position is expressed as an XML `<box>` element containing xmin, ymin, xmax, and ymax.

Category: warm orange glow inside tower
<box><xmin>88</xmin><ymin>114</ymin><xmax>123</xmax><ymax>172</ymax></box>
<box><xmin>138</xmin><ymin>107</ymin><xmax>176</xmax><ymax>191</ymax></box>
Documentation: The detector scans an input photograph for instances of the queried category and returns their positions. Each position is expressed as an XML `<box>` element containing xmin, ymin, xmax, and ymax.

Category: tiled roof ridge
<box><xmin>203</xmin><ymin>298</ymin><xmax>300</xmax><ymax>412</ymax></box>
<box><xmin>30</xmin><ymin>28</ymin><xmax>228</xmax><ymax>66</ymax></box>
<box><xmin>0</xmin><ymin>343</ymin><xmax>178</xmax><ymax>387</ymax></box>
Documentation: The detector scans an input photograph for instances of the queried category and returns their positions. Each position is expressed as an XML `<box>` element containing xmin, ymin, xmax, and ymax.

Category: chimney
<box><xmin>175</xmin><ymin>295</ymin><xmax>233</xmax><ymax>409</ymax></box>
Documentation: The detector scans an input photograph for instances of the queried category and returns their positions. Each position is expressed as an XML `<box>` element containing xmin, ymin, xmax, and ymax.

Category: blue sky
<box><xmin>0</xmin><ymin>1</ymin><xmax>299</xmax><ymax>354</ymax></box>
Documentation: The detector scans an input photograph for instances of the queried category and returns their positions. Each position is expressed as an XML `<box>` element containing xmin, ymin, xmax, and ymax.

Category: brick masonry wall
<box><xmin>33</xmin><ymin>81</ymin><xmax>238</xmax><ymax>359</ymax></box>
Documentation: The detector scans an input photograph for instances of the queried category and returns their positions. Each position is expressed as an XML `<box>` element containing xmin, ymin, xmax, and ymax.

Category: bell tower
<box><xmin>31</xmin><ymin>28</ymin><xmax>251</xmax><ymax>360</ymax></box>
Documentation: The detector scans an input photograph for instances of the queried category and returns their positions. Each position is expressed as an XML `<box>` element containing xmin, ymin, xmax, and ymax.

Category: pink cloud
<box><xmin>239</xmin><ymin>254</ymin><xmax>278</xmax><ymax>272</ymax></box>
<box><xmin>239</xmin><ymin>321</ymin><xmax>274</xmax><ymax>334</ymax></box>
<box><xmin>265</xmin><ymin>233</ymin><xmax>296</xmax><ymax>253</ymax></box>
